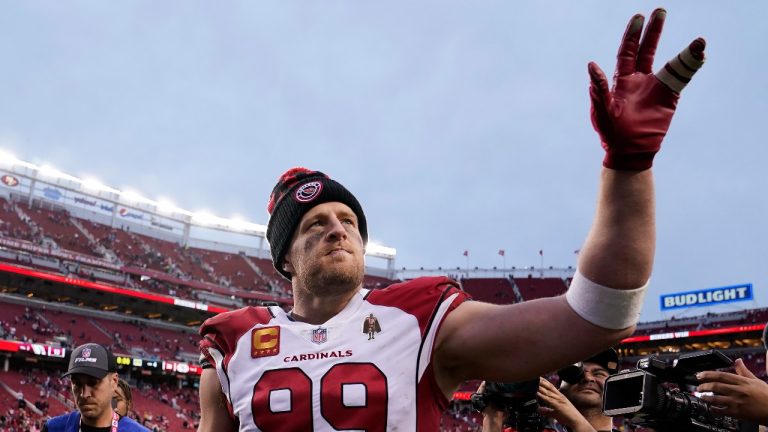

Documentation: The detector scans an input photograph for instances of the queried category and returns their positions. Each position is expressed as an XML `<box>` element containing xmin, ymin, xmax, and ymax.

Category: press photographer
<box><xmin>546</xmin><ymin>349</ymin><xmax>620</xmax><ymax>432</ymax></box>
<box><xmin>473</xmin><ymin>348</ymin><xmax>620</xmax><ymax>432</ymax></box>
<box><xmin>472</xmin><ymin>379</ymin><xmax>553</xmax><ymax>432</ymax></box>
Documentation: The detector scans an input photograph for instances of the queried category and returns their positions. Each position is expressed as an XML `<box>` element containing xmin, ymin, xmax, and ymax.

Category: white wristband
<box><xmin>565</xmin><ymin>270</ymin><xmax>648</xmax><ymax>330</ymax></box>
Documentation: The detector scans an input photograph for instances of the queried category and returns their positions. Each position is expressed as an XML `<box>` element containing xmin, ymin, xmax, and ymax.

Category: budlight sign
<box><xmin>660</xmin><ymin>284</ymin><xmax>753</xmax><ymax>311</ymax></box>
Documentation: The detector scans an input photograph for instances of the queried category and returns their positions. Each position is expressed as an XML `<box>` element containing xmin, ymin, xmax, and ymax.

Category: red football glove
<box><xmin>589</xmin><ymin>9</ymin><xmax>706</xmax><ymax>171</ymax></box>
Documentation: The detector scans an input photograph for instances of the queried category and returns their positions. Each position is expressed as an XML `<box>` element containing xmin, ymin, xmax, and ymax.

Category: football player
<box><xmin>198</xmin><ymin>9</ymin><xmax>706</xmax><ymax>431</ymax></box>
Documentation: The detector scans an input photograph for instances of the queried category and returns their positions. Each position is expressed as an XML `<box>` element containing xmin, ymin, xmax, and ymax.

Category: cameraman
<box><xmin>476</xmin><ymin>349</ymin><xmax>619</xmax><ymax>432</ymax></box>
<box><xmin>475</xmin><ymin>381</ymin><xmax>512</xmax><ymax>432</ymax></box>
<box><xmin>536</xmin><ymin>377</ymin><xmax>595</xmax><ymax>432</ymax></box>
<box><xmin>540</xmin><ymin>349</ymin><xmax>619</xmax><ymax>432</ymax></box>
<box><xmin>474</xmin><ymin>379</ymin><xmax>558</xmax><ymax>432</ymax></box>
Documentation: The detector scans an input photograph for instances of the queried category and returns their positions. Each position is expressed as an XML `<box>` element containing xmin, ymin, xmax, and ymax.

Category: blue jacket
<box><xmin>45</xmin><ymin>411</ymin><xmax>150</xmax><ymax>432</ymax></box>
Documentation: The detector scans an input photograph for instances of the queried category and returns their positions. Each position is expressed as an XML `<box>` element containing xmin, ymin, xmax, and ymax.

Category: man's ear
<box><xmin>282</xmin><ymin>256</ymin><xmax>295</xmax><ymax>274</ymax></box>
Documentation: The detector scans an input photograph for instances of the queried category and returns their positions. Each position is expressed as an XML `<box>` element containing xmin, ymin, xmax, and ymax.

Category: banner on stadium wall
<box><xmin>0</xmin><ymin>174</ymin><xmax>21</xmax><ymax>188</ymax></box>
<box><xmin>71</xmin><ymin>192</ymin><xmax>116</xmax><ymax>214</ymax></box>
<box><xmin>0</xmin><ymin>340</ymin><xmax>66</xmax><ymax>358</ymax></box>
<box><xmin>660</xmin><ymin>283</ymin><xmax>753</xmax><ymax>311</ymax></box>
<box><xmin>149</xmin><ymin>215</ymin><xmax>179</xmax><ymax>232</ymax></box>
<box><xmin>118</xmin><ymin>206</ymin><xmax>145</xmax><ymax>220</ymax></box>
<box><xmin>32</xmin><ymin>183</ymin><xmax>67</xmax><ymax>202</ymax></box>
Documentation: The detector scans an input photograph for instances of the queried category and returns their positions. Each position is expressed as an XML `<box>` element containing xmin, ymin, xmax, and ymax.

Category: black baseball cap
<box><xmin>558</xmin><ymin>348</ymin><xmax>620</xmax><ymax>384</ymax></box>
<box><xmin>584</xmin><ymin>348</ymin><xmax>620</xmax><ymax>374</ymax></box>
<box><xmin>62</xmin><ymin>343</ymin><xmax>117</xmax><ymax>379</ymax></box>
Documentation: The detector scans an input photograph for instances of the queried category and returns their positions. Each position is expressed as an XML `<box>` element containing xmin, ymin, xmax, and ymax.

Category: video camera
<box><xmin>603</xmin><ymin>349</ymin><xmax>758</xmax><ymax>432</ymax></box>
<box><xmin>471</xmin><ymin>379</ymin><xmax>549</xmax><ymax>432</ymax></box>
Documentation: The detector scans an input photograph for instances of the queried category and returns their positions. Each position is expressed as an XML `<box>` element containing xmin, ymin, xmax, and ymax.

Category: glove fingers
<box><xmin>655</xmin><ymin>38</ymin><xmax>706</xmax><ymax>93</ymax></box>
<box><xmin>588</xmin><ymin>62</ymin><xmax>612</xmax><ymax>138</ymax></box>
<box><xmin>636</xmin><ymin>8</ymin><xmax>666</xmax><ymax>74</ymax></box>
<box><xmin>615</xmin><ymin>14</ymin><xmax>645</xmax><ymax>77</ymax></box>
<box><xmin>588</xmin><ymin>62</ymin><xmax>611</xmax><ymax>104</ymax></box>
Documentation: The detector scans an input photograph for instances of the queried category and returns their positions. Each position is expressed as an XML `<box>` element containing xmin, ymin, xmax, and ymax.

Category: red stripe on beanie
<box><xmin>267</xmin><ymin>167</ymin><xmax>329</xmax><ymax>214</ymax></box>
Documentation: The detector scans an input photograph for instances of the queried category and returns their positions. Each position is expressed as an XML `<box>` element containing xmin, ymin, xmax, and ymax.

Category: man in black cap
<box><xmin>475</xmin><ymin>349</ymin><xmax>619</xmax><ymax>432</ymax></box>
<box><xmin>198</xmin><ymin>9</ymin><xmax>707</xmax><ymax>431</ymax></box>
<box><xmin>43</xmin><ymin>343</ymin><xmax>148</xmax><ymax>432</ymax></box>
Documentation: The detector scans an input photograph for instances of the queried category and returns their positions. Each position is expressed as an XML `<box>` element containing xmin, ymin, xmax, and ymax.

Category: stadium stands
<box><xmin>42</xmin><ymin>309</ymin><xmax>115</xmax><ymax>349</ymax></box>
<box><xmin>363</xmin><ymin>274</ymin><xmax>396</xmax><ymax>289</ymax></box>
<box><xmin>0</xmin><ymin>370</ymin><xmax>44</xmax><ymax>414</ymax></box>
<box><xmin>132</xmin><ymin>385</ymin><xmax>192</xmax><ymax>431</ymax></box>
<box><xmin>0</xmin><ymin>302</ymin><xmax>57</xmax><ymax>344</ymax></box>
<box><xmin>190</xmin><ymin>247</ymin><xmax>265</xmax><ymax>289</ymax></box>
<box><xmin>0</xmin><ymin>297</ymin><xmax>197</xmax><ymax>359</ymax></box>
<box><xmin>0</xmin><ymin>198</ymin><xmax>34</xmax><ymax>242</ymax></box>
<box><xmin>81</xmin><ymin>219</ymin><xmax>145</xmax><ymax>263</ymax></box>
<box><xmin>460</xmin><ymin>278</ymin><xmax>516</xmax><ymax>304</ymax></box>
<box><xmin>514</xmin><ymin>276</ymin><xmax>568</xmax><ymax>301</ymax></box>
<box><xmin>17</xmin><ymin>203</ymin><xmax>96</xmax><ymax>258</ymax></box>
<box><xmin>635</xmin><ymin>307</ymin><xmax>768</xmax><ymax>336</ymax></box>
<box><xmin>440</xmin><ymin>404</ymin><xmax>481</xmax><ymax>432</ymax></box>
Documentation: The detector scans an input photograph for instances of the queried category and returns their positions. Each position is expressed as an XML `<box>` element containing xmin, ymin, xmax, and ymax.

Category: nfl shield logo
<box><xmin>82</xmin><ymin>348</ymin><xmax>91</xmax><ymax>358</ymax></box>
<box><xmin>311</xmin><ymin>327</ymin><xmax>328</xmax><ymax>344</ymax></box>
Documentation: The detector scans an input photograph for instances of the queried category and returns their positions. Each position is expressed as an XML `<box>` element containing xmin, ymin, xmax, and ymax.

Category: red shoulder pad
<box><xmin>198</xmin><ymin>306</ymin><xmax>274</xmax><ymax>370</ymax></box>
<box><xmin>366</xmin><ymin>276</ymin><xmax>469</xmax><ymax>336</ymax></box>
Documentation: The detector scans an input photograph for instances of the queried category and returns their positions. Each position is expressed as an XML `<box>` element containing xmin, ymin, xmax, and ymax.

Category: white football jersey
<box><xmin>199</xmin><ymin>277</ymin><xmax>469</xmax><ymax>431</ymax></box>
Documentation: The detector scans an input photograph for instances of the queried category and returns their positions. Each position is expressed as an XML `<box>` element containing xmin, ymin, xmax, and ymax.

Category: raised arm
<box><xmin>580</xmin><ymin>8</ymin><xmax>705</xmax><ymax>289</ymax></box>
<box><xmin>434</xmin><ymin>9</ymin><xmax>706</xmax><ymax>394</ymax></box>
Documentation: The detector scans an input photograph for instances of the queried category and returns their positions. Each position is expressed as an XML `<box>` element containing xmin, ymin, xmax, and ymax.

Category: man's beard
<box><xmin>566</xmin><ymin>388</ymin><xmax>603</xmax><ymax>412</ymax></box>
<box><xmin>298</xmin><ymin>259</ymin><xmax>364</xmax><ymax>297</ymax></box>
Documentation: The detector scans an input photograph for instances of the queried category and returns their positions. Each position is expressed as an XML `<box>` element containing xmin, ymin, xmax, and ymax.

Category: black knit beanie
<box><xmin>266</xmin><ymin>167</ymin><xmax>368</xmax><ymax>280</ymax></box>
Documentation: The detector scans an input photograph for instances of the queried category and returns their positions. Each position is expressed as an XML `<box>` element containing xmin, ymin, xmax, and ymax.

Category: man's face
<box><xmin>560</xmin><ymin>362</ymin><xmax>610</xmax><ymax>410</ymax></box>
<box><xmin>70</xmin><ymin>373</ymin><xmax>117</xmax><ymax>422</ymax></box>
<box><xmin>113</xmin><ymin>385</ymin><xmax>129</xmax><ymax>417</ymax></box>
<box><xmin>284</xmin><ymin>202</ymin><xmax>365</xmax><ymax>295</ymax></box>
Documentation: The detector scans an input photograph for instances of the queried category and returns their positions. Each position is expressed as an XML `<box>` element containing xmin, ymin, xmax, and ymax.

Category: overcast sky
<box><xmin>0</xmin><ymin>1</ymin><xmax>765</xmax><ymax>323</ymax></box>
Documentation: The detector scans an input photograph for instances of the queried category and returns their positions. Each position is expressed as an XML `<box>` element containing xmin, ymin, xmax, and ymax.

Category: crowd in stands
<box><xmin>0</xmin><ymin>409</ymin><xmax>43</xmax><ymax>432</ymax></box>
<box><xmin>634</xmin><ymin>307</ymin><xmax>768</xmax><ymax>336</ymax></box>
<box><xmin>460</xmin><ymin>278</ymin><xmax>516</xmax><ymax>304</ymax></box>
<box><xmin>0</xmin><ymin>306</ymin><xmax>59</xmax><ymax>345</ymax></box>
<box><xmin>131</xmin><ymin>383</ymin><xmax>200</xmax><ymax>430</ymax></box>
<box><xmin>440</xmin><ymin>401</ymin><xmax>481</xmax><ymax>432</ymax></box>
<box><xmin>20</xmin><ymin>205</ymin><xmax>97</xmax><ymax>257</ymax></box>
<box><xmin>0</xmin><ymin>199</ymin><xmax>44</xmax><ymax>246</ymax></box>
<box><xmin>109</xmin><ymin>320</ymin><xmax>199</xmax><ymax>359</ymax></box>
<box><xmin>0</xmin><ymin>299</ymin><xmax>198</xmax><ymax>361</ymax></box>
